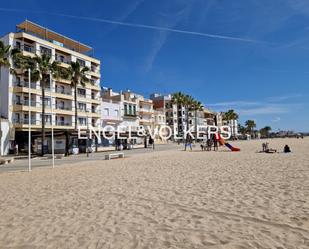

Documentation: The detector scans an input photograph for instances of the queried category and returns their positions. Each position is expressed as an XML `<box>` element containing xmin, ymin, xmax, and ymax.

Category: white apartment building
<box><xmin>151</xmin><ymin>94</ymin><xmax>177</xmax><ymax>134</ymax></box>
<box><xmin>0</xmin><ymin>20</ymin><xmax>101</xmax><ymax>155</ymax></box>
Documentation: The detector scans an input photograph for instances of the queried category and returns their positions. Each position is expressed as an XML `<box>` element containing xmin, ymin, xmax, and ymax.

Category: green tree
<box><xmin>260</xmin><ymin>126</ymin><xmax>272</xmax><ymax>137</ymax></box>
<box><xmin>238</xmin><ymin>124</ymin><xmax>247</xmax><ymax>135</ymax></box>
<box><xmin>13</xmin><ymin>53</ymin><xmax>63</xmax><ymax>155</ymax></box>
<box><xmin>67</xmin><ymin>61</ymin><xmax>89</xmax><ymax>130</ymax></box>
<box><xmin>223</xmin><ymin>109</ymin><xmax>239</xmax><ymax>121</ymax></box>
<box><xmin>191</xmin><ymin>100</ymin><xmax>203</xmax><ymax>142</ymax></box>
<box><xmin>245</xmin><ymin>120</ymin><xmax>256</xmax><ymax>134</ymax></box>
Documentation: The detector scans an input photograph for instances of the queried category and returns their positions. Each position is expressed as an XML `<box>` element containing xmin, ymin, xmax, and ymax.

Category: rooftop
<box><xmin>16</xmin><ymin>20</ymin><xmax>93</xmax><ymax>56</ymax></box>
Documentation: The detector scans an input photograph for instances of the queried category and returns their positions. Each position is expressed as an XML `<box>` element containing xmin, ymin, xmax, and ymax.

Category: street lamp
<box><xmin>49</xmin><ymin>72</ymin><xmax>55</xmax><ymax>168</ymax></box>
<box><xmin>28</xmin><ymin>68</ymin><xmax>31</xmax><ymax>172</ymax></box>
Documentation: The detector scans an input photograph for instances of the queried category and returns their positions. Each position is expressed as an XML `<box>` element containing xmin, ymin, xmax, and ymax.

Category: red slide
<box><xmin>216</xmin><ymin>134</ymin><xmax>240</xmax><ymax>152</ymax></box>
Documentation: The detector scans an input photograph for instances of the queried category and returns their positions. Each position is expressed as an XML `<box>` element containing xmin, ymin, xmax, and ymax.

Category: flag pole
<box><xmin>28</xmin><ymin>68</ymin><xmax>31</xmax><ymax>172</ymax></box>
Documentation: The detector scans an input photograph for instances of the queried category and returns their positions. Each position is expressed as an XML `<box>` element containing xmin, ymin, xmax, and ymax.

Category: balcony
<box><xmin>14</xmin><ymin>100</ymin><xmax>37</xmax><ymax>107</ymax></box>
<box><xmin>56</xmin><ymin>121</ymin><xmax>72</xmax><ymax>126</ymax></box>
<box><xmin>14</xmin><ymin>119</ymin><xmax>37</xmax><ymax>125</ymax></box>
<box><xmin>55</xmin><ymin>105</ymin><xmax>72</xmax><ymax>111</ymax></box>
<box><xmin>14</xmin><ymin>81</ymin><xmax>37</xmax><ymax>89</ymax></box>
<box><xmin>55</xmin><ymin>88</ymin><xmax>72</xmax><ymax>96</ymax></box>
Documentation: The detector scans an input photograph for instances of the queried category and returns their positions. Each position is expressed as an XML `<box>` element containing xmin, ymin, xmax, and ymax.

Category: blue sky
<box><xmin>0</xmin><ymin>0</ymin><xmax>309</xmax><ymax>131</ymax></box>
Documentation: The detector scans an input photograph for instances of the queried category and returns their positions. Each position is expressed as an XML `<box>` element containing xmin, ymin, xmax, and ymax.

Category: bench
<box><xmin>105</xmin><ymin>153</ymin><xmax>124</xmax><ymax>160</ymax></box>
<box><xmin>46</xmin><ymin>154</ymin><xmax>64</xmax><ymax>159</ymax></box>
<box><xmin>0</xmin><ymin>158</ymin><xmax>15</xmax><ymax>165</ymax></box>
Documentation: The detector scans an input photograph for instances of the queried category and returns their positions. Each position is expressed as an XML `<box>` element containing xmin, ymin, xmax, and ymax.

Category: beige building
<box><xmin>0</xmin><ymin>20</ymin><xmax>101</xmax><ymax>154</ymax></box>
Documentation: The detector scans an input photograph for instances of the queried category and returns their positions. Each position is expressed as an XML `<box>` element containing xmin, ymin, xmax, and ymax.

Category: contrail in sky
<box><xmin>0</xmin><ymin>7</ymin><xmax>267</xmax><ymax>44</ymax></box>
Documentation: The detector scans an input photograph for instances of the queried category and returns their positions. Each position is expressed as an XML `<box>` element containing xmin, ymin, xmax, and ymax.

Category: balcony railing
<box><xmin>55</xmin><ymin>88</ymin><xmax>72</xmax><ymax>95</ymax></box>
<box><xmin>14</xmin><ymin>81</ymin><xmax>37</xmax><ymax>89</ymax></box>
<box><xmin>14</xmin><ymin>119</ymin><xmax>37</xmax><ymax>125</ymax></box>
<box><xmin>56</xmin><ymin>121</ymin><xmax>72</xmax><ymax>126</ymax></box>
<box><xmin>55</xmin><ymin>105</ymin><xmax>72</xmax><ymax>111</ymax></box>
<box><xmin>14</xmin><ymin>100</ymin><xmax>37</xmax><ymax>107</ymax></box>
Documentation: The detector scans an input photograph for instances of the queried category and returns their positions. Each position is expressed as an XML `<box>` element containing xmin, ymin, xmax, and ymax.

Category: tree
<box><xmin>13</xmin><ymin>53</ymin><xmax>63</xmax><ymax>156</ymax></box>
<box><xmin>183</xmin><ymin>94</ymin><xmax>195</xmax><ymax>131</ymax></box>
<box><xmin>0</xmin><ymin>41</ymin><xmax>12</xmax><ymax>70</ymax></box>
<box><xmin>67</xmin><ymin>61</ymin><xmax>90</xmax><ymax>130</ymax></box>
<box><xmin>191</xmin><ymin>100</ymin><xmax>203</xmax><ymax>142</ymax></box>
<box><xmin>260</xmin><ymin>126</ymin><xmax>272</xmax><ymax>138</ymax></box>
<box><xmin>172</xmin><ymin>92</ymin><xmax>195</xmax><ymax>139</ymax></box>
<box><xmin>223</xmin><ymin>109</ymin><xmax>239</xmax><ymax>121</ymax></box>
<box><xmin>172</xmin><ymin>92</ymin><xmax>185</xmax><ymax>133</ymax></box>
<box><xmin>33</xmin><ymin>54</ymin><xmax>64</xmax><ymax>156</ymax></box>
<box><xmin>0</xmin><ymin>41</ymin><xmax>19</xmax><ymax>155</ymax></box>
<box><xmin>238</xmin><ymin>124</ymin><xmax>247</xmax><ymax>135</ymax></box>
<box><xmin>245</xmin><ymin>120</ymin><xmax>256</xmax><ymax>134</ymax></box>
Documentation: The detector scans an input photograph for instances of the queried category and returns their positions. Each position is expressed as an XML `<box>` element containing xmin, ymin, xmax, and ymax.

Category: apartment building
<box><xmin>151</xmin><ymin>93</ymin><xmax>180</xmax><ymax>137</ymax></box>
<box><xmin>138</xmin><ymin>96</ymin><xmax>154</xmax><ymax>131</ymax></box>
<box><xmin>101</xmin><ymin>88</ymin><xmax>139</xmax><ymax>134</ymax></box>
<box><xmin>0</xmin><ymin>20</ymin><xmax>101</xmax><ymax>155</ymax></box>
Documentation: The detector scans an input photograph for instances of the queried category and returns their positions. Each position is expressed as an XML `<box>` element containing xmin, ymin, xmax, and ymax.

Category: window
<box><xmin>40</xmin><ymin>114</ymin><xmax>52</xmax><ymax>124</ymax></box>
<box><xmin>77</xmin><ymin>58</ymin><xmax>86</xmax><ymax>67</ymax></box>
<box><xmin>78</xmin><ymin>88</ymin><xmax>86</xmax><ymax>96</ymax></box>
<box><xmin>57</xmin><ymin>100</ymin><xmax>65</xmax><ymax>109</ymax></box>
<box><xmin>57</xmin><ymin>85</ymin><xmax>65</xmax><ymax>94</ymax></box>
<box><xmin>133</xmin><ymin>106</ymin><xmax>136</xmax><ymax>115</ymax></box>
<box><xmin>15</xmin><ymin>95</ymin><xmax>21</xmax><ymax>105</ymax></box>
<box><xmin>40</xmin><ymin>97</ymin><xmax>51</xmax><ymax>107</ymax></box>
<box><xmin>114</xmin><ymin>109</ymin><xmax>119</xmax><ymax>117</ymax></box>
<box><xmin>24</xmin><ymin>44</ymin><xmax>32</xmax><ymax>53</ymax></box>
<box><xmin>78</xmin><ymin>102</ymin><xmax>87</xmax><ymax>111</ymax></box>
<box><xmin>40</xmin><ymin>46</ymin><xmax>52</xmax><ymax>57</ymax></box>
<box><xmin>14</xmin><ymin>113</ymin><xmax>20</xmax><ymax>123</ymax></box>
<box><xmin>15</xmin><ymin>41</ymin><xmax>21</xmax><ymax>50</ymax></box>
<box><xmin>103</xmin><ymin>108</ymin><xmax>109</xmax><ymax>116</ymax></box>
<box><xmin>78</xmin><ymin>117</ymin><xmax>87</xmax><ymax>125</ymax></box>
<box><xmin>124</xmin><ymin>104</ymin><xmax>128</xmax><ymax>114</ymax></box>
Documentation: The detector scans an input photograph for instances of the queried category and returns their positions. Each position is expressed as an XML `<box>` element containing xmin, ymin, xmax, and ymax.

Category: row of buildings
<box><xmin>0</xmin><ymin>20</ymin><xmax>228</xmax><ymax>156</ymax></box>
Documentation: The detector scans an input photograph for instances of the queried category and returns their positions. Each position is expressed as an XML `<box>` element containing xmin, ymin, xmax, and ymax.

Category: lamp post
<box><xmin>49</xmin><ymin>73</ymin><xmax>55</xmax><ymax>168</ymax></box>
<box><xmin>86</xmin><ymin>111</ymin><xmax>89</xmax><ymax>158</ymax></box>
<box><xmin>28</xmin><ymin>68</ymin><xmax>31</xmax><ymax>172</ymax></box>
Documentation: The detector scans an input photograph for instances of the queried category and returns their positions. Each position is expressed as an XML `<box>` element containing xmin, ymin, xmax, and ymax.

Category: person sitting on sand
<box><xmin>284</xmin><ymin>144</ymin><xmax>291</xmax><ymax>153</ymax></box>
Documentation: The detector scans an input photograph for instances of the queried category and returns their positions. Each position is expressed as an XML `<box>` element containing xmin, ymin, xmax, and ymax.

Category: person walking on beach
<box><xmin>184</xmin><ymin>134</ymin><xmax>193</xmax><ymax>151</ymax></box>
<box><xmin>212</xmin><ymin>135</ymin><xmax>218</xmax><ymax>151</ymax></box>
<box><xmin>207</xmin><ymin>138</ymin><xmax>212</xmax><ymax>151</ymax></box>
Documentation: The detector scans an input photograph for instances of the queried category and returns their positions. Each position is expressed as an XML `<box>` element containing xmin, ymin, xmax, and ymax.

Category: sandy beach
<box><xmin>0</xmin><ymin>138</ymin><xmax>308</xmax><ymax>248</ymax></box>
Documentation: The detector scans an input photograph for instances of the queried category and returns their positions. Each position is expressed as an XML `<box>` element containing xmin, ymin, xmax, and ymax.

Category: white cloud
<box><xmin>272</xmin><ymin>117</ymin><xmax>281</xmax><ymax>122</ymax></box>
<box><xmin>238</xmin><ymin>105</ymin><xmax>289</xmax><ymax>116</ymax></box>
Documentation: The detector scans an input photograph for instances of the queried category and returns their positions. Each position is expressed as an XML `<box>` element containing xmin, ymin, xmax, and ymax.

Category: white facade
<box><xmin>0</xmin><ymin>119</ymin><xmax>10</xmax><ymax>155</ymax></box>
<box><xmin>0</xmin><ymin>21</ymin><xmax>101</xmax><ymax>155</ymax></box>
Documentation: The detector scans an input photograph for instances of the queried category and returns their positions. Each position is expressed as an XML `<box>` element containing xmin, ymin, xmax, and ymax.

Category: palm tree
<box><xmin>1</xmin><ymin>41</ymin><xmax>22</xmax><ymax>92</ymax></box>
<box><xmin>238</xmin><ymin>124</ymin><xmax>247</xmax><ymax>135</ymax></box>
<box><xmin>0</xmin><ymin>41</ymin><xmax>12</xmax><ymax>72</ymax></box>
<box><xmin>172</xmin><ymin>92</ymin><xmax>185</xmax><ymax>136</ymax></box>
<box><xmin>31</xmin><ymin>54</ymin><xmax>62</xmax><ymax>156</ymax></box>
<box><xmin>191</xmin><ymin>100</ymin><xmax>203</xmax><ymax>142</ymax></box>
<box><xmin>245</xmin><ymin>120</ymin><xmax>256</xmax><ymax>135</ymax></box>
<box><xmin>67</xmin><ymin>61</ymin><xmax>90</xmax><ymax>130</ymax></box>
<box><xmin>183</xmin><ymin>94</ymin><xmax>194</xmax><ymax>131</ymax></box>
<box><xmin>260</xmin><ymin>126</ymin><xmax>272</xmax><ymax>138</ymax></box>
<box><xmin>0</xmin><ymin>42</ymin><xmax>21</xmax><ymax>155</ymax></box>
<box><xmin>223</xmin><ymin>109</ymin><xmax>239</xmax><ymax>121</ymax></box>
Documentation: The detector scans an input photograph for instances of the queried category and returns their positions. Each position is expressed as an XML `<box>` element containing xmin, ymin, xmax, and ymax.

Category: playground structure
<box><xmin>216</xmin><ymin>134</ymin><xmax>240</xmax><ymax>152</ymax></box>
